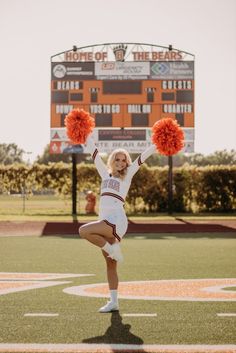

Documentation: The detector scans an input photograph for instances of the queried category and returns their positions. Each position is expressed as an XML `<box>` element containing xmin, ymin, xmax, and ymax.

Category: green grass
<box><xmin>223</xmin><ymin>287</ymin><xmax>236</xmax><ymax>291</ymax></box>
<box><xmin>0</xmin><ymin>234</ymin><xmax>235</xmax><ymax>344</ymax></box>
<box><xmin>1</xmin><ymin>194</ymin><xmax>236</xmax><ymax>221</ymax></box>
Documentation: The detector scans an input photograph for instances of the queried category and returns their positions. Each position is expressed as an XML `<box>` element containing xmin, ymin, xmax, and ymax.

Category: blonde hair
<box><xmin>107</xmin><ymin>149</ymin><xmax>132</xmax><ymax>179</ymax></box>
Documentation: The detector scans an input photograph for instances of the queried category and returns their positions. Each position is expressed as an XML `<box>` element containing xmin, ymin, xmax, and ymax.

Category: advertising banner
<box><xmin>150</xmin><ymin>61</ymin><xmax>194</xmax><ymax>79</ymax></box>
<box><xmin>50</xmin><ymin>128</ymin><xmax>194</xmax><ymax>153</ymax></box>
<box><xmin>51</xmin><ymin>62</ymin><xmax>95</xmax><ymax>80</ymax></box>
<box><xmin>95</xmin><ymin>62</ymin><xmax>150</xmax><ymax>79</ymax></box>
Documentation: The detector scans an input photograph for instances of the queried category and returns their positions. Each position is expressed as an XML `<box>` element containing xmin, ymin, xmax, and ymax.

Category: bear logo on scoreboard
<box><xmin>113</xmin><ymin>44</ymin><xmax>127</xmax><ymax>62</ymax></box>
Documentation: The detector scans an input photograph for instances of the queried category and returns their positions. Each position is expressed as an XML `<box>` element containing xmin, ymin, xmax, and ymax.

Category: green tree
<box><xmin>144</xmin><ymin>149</ymin><xmax>236</xmax><ymax>167</ymax></box>
<box><xmin>188</xmin><ymin>150</ymin><xmax>236</xmax><ymax>166</ymax></box>
<box><xmin>35</xmin><ymin>144</ymin><xmax>90</xmax><ymax>164</ymax></box>
<box><xmin>207</xmin><ymin>150</ymin><xmax>236</xmax><ymax>165</ymax></box>
<box><xmin>0</xmin><ymin>143</ymin><xmax>25</xmax><ymax>165</ymax></box>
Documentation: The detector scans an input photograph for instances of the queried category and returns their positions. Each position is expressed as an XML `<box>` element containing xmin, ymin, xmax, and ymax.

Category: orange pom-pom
<box><xmin>65</xmin><ymin>109</ymin><xmax>95</xmax><ymax>144</ymax></box>
<box><xmin>152</xmin><ymin>118</ymin><xmax>184</xmax><ymax>156</ymax></box>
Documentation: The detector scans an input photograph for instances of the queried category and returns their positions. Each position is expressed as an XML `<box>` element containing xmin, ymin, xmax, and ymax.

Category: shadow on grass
<box><xmin>82</xmin><ymin>311</ymin><xmax>145</xmax><ymax>349</ymax></box>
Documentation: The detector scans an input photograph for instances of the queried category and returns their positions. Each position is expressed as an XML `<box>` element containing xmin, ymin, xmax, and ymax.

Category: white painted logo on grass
<box><xmin>63</xmin><ymin>278</ymin><xmax>236</xmax><ymax>301</ymax></box>
<box><xmin>0</xmin><ymin>273</ymin><xmax>94</xmax><ymax>296</ymax></box>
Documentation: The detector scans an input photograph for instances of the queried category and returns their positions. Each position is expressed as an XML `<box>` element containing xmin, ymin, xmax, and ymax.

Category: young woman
<box><xmin>79</xmin><ymin>134</ymin><xmax>156</xmax><ymax>313</ymax></box>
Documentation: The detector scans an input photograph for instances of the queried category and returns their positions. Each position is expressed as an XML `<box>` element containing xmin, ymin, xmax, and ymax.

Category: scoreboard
<box><xmin>50</xmin><ymin>43</ymin><xmax>195</xmax><ymax>153</ymax></box>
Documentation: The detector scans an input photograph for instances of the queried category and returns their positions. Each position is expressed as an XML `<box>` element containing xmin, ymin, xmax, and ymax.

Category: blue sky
<box><xmin>0</xmin><ymin>0</ymin><xmax>235</xmax><ymax>162</ymax></box>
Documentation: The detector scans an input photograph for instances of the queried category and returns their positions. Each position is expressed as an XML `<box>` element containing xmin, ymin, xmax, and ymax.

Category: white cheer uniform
<box><xmin>86</xmin><ymin>135</ymin><xmax>156</xmax><ymax>241</ymax></box>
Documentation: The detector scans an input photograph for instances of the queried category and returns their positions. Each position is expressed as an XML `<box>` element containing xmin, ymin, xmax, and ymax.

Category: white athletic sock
<box><xmin>110</xmin><ymin>289</ymin><xmax>118</xmax><ymax>304</ymax></box>
<box><xmin>101</xmin><ymin>242</ymin><xmax>113</xmax><ymax>256</ymax></box>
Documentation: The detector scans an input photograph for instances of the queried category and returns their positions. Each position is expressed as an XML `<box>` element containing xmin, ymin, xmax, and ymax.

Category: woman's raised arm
<box><xmin>127</xmin><ymin>144</ymin><xmax>157</xmax><ymax>179</ymax></box>
<box><xmin>85</xmin><ymin>134</ymin><xmax>109</xmax><ymax>179</ymax></box>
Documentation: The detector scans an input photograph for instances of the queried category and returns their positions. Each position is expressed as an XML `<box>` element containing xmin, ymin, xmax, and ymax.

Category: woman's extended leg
<box><xmin>98</xmin><ymin>250</ymin><xmax>119</xmax><ymax>313</ymax></box>
<box><xmin>102</xmin><ymin>250</ymin><xmax>118</xmax><ymax>290</ymax></box>
<box><xmin>80</xmin><ymin>221</ymin><xmax>122</xmax><ymax>312</ymax></box>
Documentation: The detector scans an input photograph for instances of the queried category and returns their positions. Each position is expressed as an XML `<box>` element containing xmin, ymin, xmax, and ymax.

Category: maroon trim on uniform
<box><xmin>103</xmin><ymin>219</ymin><xmax>121</xmax><ymax>242</ymax></box>
<box><xmin>101</xmin><ymin>192</ymin><xmax>125</xmax><ymax>203</ymax></box>
<box><xmin>138</xmin><ymin>155</ymin><xmax>143</xmax><ymax>166</ymax></box>
<box><xmin>92</xmin><ymin>149</ymin><xmax>98</xmax><ymax>160</ymax></box>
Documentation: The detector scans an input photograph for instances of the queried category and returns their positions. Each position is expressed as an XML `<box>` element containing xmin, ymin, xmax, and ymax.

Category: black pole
<box><xmin>168</xmin><ymin>155</ymin><xmax>173</xmax><ymax>215</ymax></box>
<box><xmin>72</xmin><ymin>153</ymin><xmax>77</xmax><ymax>215</ymax></box>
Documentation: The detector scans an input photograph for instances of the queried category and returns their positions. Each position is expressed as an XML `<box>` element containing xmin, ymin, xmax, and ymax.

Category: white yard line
<box><xmin>0</xmin><ymin>343</ymin><xmax>236</xmax><ymax>353</ymax></box>
<box><xmin>24</xmin><ymin>313</ymin><xmax>59</xmax><ymax>317</ymax></box>
<box><xmin>123</xmin><ymin>313</ymin><xmax>157</xmax><ymax>317</ymax></box>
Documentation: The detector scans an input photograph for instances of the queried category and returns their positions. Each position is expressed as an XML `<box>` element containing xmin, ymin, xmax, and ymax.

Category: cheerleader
<box><xmin>65</xmin><ymin>108</ymin><xmax>184</xmax><ymax>313</ymax></box>
<box><xmin>79</xmin><ymin>134</ymin><xmax>156</xmax><ymax>312</ymax></box>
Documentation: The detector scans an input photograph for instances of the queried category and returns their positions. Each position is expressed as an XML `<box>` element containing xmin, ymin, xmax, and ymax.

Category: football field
<box><xmin>0</xmin><ymin>233</ymin><xmax>236</xmax><ymax>353</ymax></box>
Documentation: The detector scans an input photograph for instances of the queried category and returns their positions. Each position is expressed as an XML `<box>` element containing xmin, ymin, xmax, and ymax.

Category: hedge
<box><xmin>0</xmin><ymin>163</ymin><xmax>235</xmax><ymax>212</ymax></box>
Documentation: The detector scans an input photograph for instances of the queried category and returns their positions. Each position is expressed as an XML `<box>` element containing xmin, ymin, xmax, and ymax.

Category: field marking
<box><xmin>0</xmin><ymin>281</ymin><xmax>70</xmax><ymax>295</ymax></box>
<box><xmin>24</xmin><ymin>313</ymin><xmax>59</xmax><ymax>317</ymax></box>
<box><xmin>0</xmin><ymin>343</ymin><xmax>236</xmax><ymax>352</ymax></box>
<box><xmin>0</xmin><ymin>272</ymin><xmax>94</xmax><ymax>280</ymax></box>
<box><xmin>217</xmin><ymin>313</ymin><xmax>236</xmax><ymax>317</ymax></box>
<box><xmin>123</xmin><ymin>313</ymin><xmax>157</xmax><ymax>317</ymax></box>
<box><xmin>63</xmin><ymin>278</ymin><xmax>236</xmax><ymax>301</ymax></box>
<box><xmin>202</xmin><ymin>285</ymin><xmax>236</xmax><ymax>294</ymax></box>
<box><xmin>0</xmin><ymin>273</ymin><xmax>94</xmax><ymax>296</ymax></box>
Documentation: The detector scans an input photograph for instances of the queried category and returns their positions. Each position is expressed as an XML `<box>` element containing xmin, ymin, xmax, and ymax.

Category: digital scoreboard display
<box><xmin>50</xmin><ymin>44</ymin><xmax>194</xmax><ymax>153</ymax></box>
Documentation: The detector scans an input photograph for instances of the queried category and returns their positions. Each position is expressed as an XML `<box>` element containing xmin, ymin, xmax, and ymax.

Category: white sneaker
<box><xmin>99</xmin><ymin>301</ymin><xmax>119</xmax><ymax>313</ymax></box>
<box><xmin>109</xmin><ymin>243</ymin><xmax>123</xmax><ymax>262</ymax></box>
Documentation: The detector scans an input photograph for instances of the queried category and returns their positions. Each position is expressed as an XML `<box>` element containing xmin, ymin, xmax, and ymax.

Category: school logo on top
<box><xmin>113</xmin><ymin>44</ymin><xmax>127</xmax><ymax>62</ymax></box>
<box><xmin>53</xmin><ymin>64</ymin><xmax>66</xmax><ymax>78</ymax></box>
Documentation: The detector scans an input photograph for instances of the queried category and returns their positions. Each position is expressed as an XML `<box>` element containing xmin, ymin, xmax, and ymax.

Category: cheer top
<box><xmin>86</xmin><ymin>135</ymin><xmax>156</xmax><ymax>209</ymax></box>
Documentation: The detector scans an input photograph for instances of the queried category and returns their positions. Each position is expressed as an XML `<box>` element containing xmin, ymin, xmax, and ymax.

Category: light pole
<box><xmin>168</xmin><ymin>156</ymin><xmax>173</xmax><ymax>215</ymax></box>
<box><xmin>22</xmin><ymin>151</ymin><xmax>32</xmax><ymax>213</ymax></box>
<box><xmin>23</xmin><ymin>151</ymin><xmax>32</xmax><ymax>165</ymax></box>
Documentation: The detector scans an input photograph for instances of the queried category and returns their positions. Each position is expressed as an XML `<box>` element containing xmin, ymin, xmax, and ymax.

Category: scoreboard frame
<box><xmin>50</xmin><ymin>43</ymin><xmax>195</xmax><ymax>154</ymax></box>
